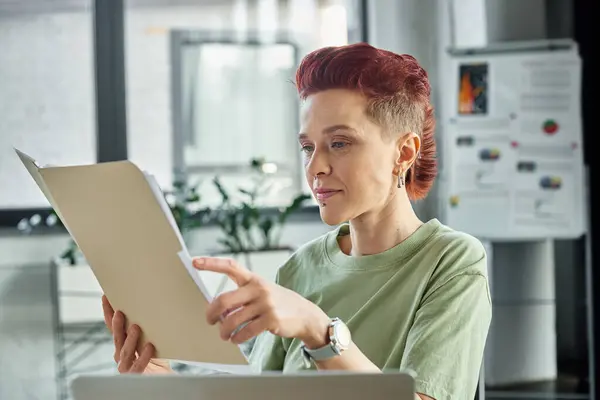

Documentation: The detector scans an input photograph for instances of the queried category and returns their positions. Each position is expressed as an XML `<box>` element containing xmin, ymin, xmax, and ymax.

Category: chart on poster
<box><xmin>441</xmin><ymin>43</ymin><xmax>586</xmax><ymax>240</ymax></box>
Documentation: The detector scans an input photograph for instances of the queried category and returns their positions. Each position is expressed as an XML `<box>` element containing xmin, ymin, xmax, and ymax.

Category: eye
<box><xmin>301</xmin><ymin>144</ymin><xmax>314</xmax><ymax>153</ymax></box>
<box><xmin>331</xmin><ymin>141</ymin><xmax>347</xmax><ymax>149</ymax></box>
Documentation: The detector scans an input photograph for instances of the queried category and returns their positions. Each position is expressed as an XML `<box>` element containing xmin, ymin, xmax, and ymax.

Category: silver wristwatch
<box><xmin>301</xmin><ymin>317</ymin><xmax>352</xmax><ymax>366</ymax></box>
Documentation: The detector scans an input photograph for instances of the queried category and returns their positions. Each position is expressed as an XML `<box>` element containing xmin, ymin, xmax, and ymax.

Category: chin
<box><xmin>318</xmin><ymin>204</ymin><xmax>351</xmax><ymax>226</ymax></box>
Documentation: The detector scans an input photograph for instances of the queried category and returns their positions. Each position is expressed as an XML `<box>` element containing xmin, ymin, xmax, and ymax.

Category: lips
<box><xmin>314</xmin><ymin>189</ymin><xmax>341</xmax><ymax>201</ymax></box>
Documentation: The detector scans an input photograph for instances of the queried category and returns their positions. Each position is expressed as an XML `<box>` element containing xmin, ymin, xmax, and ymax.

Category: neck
<box><xmin>343</xmin><ymin>193</ymin><xmax>423</xmax><ymax>257</ymax></box>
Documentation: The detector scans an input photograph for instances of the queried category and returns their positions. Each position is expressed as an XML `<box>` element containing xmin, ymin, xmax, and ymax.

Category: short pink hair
<box><xmin>295</xmin><ymin>42</ymin><xmax>437</xmax><ymax>201</ymax></box>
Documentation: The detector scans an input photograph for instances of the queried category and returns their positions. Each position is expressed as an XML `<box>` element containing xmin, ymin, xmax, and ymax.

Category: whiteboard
<box><xmin>0</xmin><ymin>11</ymin><xmax>97</xmax><ymax>209</ymax></box>
<box><xmin>441</xmin><ymin>45</ymin><xmax>586</xmax><ymax>240</ymax></box>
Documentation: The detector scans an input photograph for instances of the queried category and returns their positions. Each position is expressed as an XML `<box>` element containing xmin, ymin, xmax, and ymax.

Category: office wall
<box><xmin>449</xmin><ymin>0</ymin><xmax>547</xmax><ymax>48</ymax></box>
<box><xmin>366</xmin><ymin>0</ymin><xmax>442</xmax><ymax>222</ymax></box>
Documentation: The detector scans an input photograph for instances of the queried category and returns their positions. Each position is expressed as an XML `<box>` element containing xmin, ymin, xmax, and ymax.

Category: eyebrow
<box><xmin>298</xmin><ymin>124</ymin><xmax>357</xmax><ymax>140</ymax></box>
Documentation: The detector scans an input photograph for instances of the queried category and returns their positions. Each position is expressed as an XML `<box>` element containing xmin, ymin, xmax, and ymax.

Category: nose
<box><xmin>305</xmin><ymin>147</ymin><xmax>331</xmax><ymax>180</ymax></box>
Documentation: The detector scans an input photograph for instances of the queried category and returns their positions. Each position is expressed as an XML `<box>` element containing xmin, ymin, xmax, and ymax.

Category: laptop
<box><xmin>71</xmin><ymin>371</ymin><xmax>415</xmax><ymax>400</ymax></box>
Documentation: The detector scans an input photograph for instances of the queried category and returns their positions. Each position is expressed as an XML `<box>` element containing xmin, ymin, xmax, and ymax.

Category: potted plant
<box><xmin>207</xmin><ymin>157</ymin><xmax>310</xmax><ymax>291</ymax></box>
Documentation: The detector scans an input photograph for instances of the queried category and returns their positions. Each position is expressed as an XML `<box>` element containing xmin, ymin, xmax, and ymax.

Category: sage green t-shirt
<box><xmin>248</xmin><ymin>218</ymin><xmax>491</xmax><ymax>400</ymax></box>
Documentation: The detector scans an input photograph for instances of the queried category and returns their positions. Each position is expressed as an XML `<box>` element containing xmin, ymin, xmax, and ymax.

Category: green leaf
<box><xmin>238</xmin><ymin>188</ymin><xmax>253</xmax><ymax>198</ymax></box>
<box><xmin>61</xmin><ymin>240</ymin><xmax>79</xmax><ymax>266</ymax></box>
<box><xmin>250</xmin><ymin>157</ymin><xmax>265</xmax><ymax>170</ymax></box>
<box><xmin>217</xmin><ymin>237</ymin><xmax>239</xmax><ymax>253</ymax></box>
<box><xmin>185</xmin><ymin>194</ymin><xmax>200</xmax><ymax>202</ymax></box>
<box><xmin>223</xmin><ymin>210</ymin><xmax>245</xmax><ymax>250</ymax></box>
<box><xmin>173</xmin><ymin>180</ymin><xmax>185</xmax><ymax>189</ymax></box>
<box><xmin>240</xmin><ymin>203</ymin><xmax>258</xmax><ymax>230</ymax></box>
<box><xmin>258</xmin><ymin>217</ymin><xmax>274</xmax><ymax>249</ymax></box>
<box><xmin>278</xmin><ymin>193</ymin><xmax>311</xmax><ymax>224</ymax></box>
<box><xmin>213</xmin><ymin>177</ymin><xmax>230</xmax><ymax>203</ymax></box>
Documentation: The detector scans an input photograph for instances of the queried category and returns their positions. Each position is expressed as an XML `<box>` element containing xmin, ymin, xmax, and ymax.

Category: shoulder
<box><xmin>420</xmin><ymin>220</ymin><xmax>489</xmax><ymax>290</ymax></box>
<box><xmin>426</xmin><ymin>220</ymin><xmax>488</xmax><ymax>273</ymax></box>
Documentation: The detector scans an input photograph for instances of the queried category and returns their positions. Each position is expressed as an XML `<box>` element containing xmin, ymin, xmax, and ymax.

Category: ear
<box><xmin>394</xmin><ymin>132</ymin><xmax>421</xmax><ymax>175</ymax></box>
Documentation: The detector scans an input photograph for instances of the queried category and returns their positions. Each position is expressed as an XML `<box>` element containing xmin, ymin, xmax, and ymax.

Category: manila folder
<box><xmin>15</xmin><ymin>149</ymin><xmax>247</xmax><ymax>365</ymax></box>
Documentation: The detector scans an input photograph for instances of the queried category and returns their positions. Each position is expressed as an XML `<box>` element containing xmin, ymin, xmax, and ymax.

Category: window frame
<box><xmin>169</xmin><ymin>29</ymin><xmax>303</xmax><ymax>205</ymax></box>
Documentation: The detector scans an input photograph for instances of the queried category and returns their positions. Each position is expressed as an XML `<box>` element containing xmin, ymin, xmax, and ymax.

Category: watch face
<box><xmin>333</xmin><ymin>321</ymin><xmax>352</xmax><ymax>348</ymax></box>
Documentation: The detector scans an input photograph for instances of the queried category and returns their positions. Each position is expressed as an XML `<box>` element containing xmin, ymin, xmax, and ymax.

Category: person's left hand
<box><xmin>192</xmin><ymin>257</ymin><xmax>330</xmax><ymax>347</ymax></box>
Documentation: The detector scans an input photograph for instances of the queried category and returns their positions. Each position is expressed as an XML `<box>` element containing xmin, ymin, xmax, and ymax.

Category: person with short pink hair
<box><xmin>103</xmin><ymin>42</ymin><xmax>491</xmax><ymax>400</ymax></box>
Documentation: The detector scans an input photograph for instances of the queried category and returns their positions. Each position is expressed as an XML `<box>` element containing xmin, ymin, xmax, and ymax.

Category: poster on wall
<box><xmin>441</xmin><ymin>42</ymin><xmax>586</xmax><ymax>240</ymax></box>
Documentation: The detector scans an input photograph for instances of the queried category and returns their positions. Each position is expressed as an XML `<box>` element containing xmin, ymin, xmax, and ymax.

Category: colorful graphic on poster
<box><xmin>542</xmin><ymin>119</ymin><xmax>559</xmax><ymax>135</ymax></box>
<box><xmin>458</xmin><ymin>63</ymin><xmax>488</xmax><ymax>115</ymax></box>
<box><xmin>539</xmin><ymin>175</ymin><xmax>562</xmax><ymax>190</ymax></box>
<box><xmin>479</xmin><ymin>148</ymin><xmax>501</xmax><ymax>161</ymax></box>
<box><xmin>443</xmin><ymin>45</ymin><xmax>586</xmax><ymax>240</ymax></box>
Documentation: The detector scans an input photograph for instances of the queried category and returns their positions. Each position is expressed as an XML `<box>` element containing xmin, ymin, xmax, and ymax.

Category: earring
<box><xmin>397</xmin><ymin>173</ymin><xmax>404</xmax><ymax>189</ymax></box>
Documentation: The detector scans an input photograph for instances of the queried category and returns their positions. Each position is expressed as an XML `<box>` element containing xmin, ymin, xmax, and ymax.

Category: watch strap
<box><xmin>302</xmin><ymin>341</ymin><xmax>340</xmax><ymax>361</ymax></box>
<box><xmin>301</xmin><ymin>317</ymin><xmax>349</xmax><ymax>365</ymax></box>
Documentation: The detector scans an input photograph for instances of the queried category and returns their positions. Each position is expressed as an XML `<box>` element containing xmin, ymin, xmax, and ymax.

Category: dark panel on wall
<box><xmin>93</xmin><ymin>0</ymin><xmax>128</xmax><ymax>162</ymax></box>
<box><xmin>574</xmin><ymin>0</ymin><xmax>599</xmax><ymax>398</ymax></box>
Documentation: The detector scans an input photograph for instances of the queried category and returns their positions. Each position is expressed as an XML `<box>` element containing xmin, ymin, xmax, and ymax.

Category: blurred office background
<box><xmin>0</xmin><ymin>0</ymin><xmax>597</xmax><ymax>399</ymax></box>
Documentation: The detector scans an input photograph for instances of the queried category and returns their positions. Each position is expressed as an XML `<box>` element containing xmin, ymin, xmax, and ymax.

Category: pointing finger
<box><xmin>193</xmin><ymin>257</ymin><xmax>253</xmax><ymax>286</ymax></box>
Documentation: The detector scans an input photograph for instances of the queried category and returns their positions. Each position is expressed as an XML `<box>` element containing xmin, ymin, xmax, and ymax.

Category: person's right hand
<box><xmin>102</xmin><ymin>295</ymin><xmax>173</xmax><ymax>374</ymax></box>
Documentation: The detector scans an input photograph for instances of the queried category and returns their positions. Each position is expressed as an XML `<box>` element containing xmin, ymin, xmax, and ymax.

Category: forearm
<box><xmin>313</xmin><ymin>343</ymin><xmax>425</xmax><ymax>400</ymax></box>
<box><xmin>301</xmin><ymin>314</ymin><xmax>429</xmax><ymax>399</ymax></box>
<box><xmin>313</xmin><ymin>341</ymin><xmax>381</xmax><ymax>372</ymax></box>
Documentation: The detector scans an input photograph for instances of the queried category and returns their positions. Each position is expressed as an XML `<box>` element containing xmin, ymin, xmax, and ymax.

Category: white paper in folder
<box><xmin>14</xmin><ymin>147</ymin><xmax>250</xmax><ymax>368</ymax></box>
